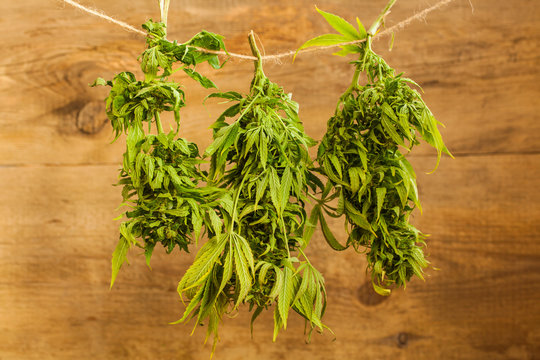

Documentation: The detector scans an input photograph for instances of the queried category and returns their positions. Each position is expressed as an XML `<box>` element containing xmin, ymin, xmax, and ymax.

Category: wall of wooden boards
<box><xmin>1</xmin><ymin>0</ymin><xmax>539</xmax><ymax>359</ymax></box>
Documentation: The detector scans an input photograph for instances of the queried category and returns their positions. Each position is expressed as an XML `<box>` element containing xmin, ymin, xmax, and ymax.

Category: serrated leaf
<box><xmin>381</xmin><ymin>115</ymin><xmax>405</xmax><ymax>146</ymax></box>
<box><xmin>348</xmin><ymin>167</ymin><xmax>361</xmax><ymax>193</ymax></box>
<box><xmin>269</xmin><ymin>267</ymin><xmax>284</xmax><ymax>299</ymax></box>
<box><xmin>381</xmin><ymin>102</ymin><xmax>398</xmax><ymax>121</ymax></box>
<box><xmin>280</xmin><ymin>166</ymin><xmax>292</xmax><ymax>211</ymax></box>
<box><xmin>191</xmin><ymin>208</ymin><xmax>203</xmax><ymax>244</ymax></box>
<box><xmin>333</xmin><ymin>44</ymin><xmax>362</xmax><ymax>57</ymax></box>
<box><xmin>250</xmin><ymin>305</ymin><xmax>264</xmax><ymax>337</ymax></box>
<box><xmin>376</xmin><ymin>187</ymin><xmax>386</xmax><ymax>220</ymax></box>
<box><xmin>178</xmin><ymin>235</ymin><xmax>228</xmax><ymax>293</ymax></box>
<box><xmin>219</xmin><ymin>246</ymin><xmax>233</xmax><ymax>294</ymax></box>
<box><xmin>207</xmin><ymin>91</ymin><xmax>243</xmax><ymax>101</ymax></box>
<box><xmin>269</xmin><ymin>167</ymin><xmax>282</xmax><ymax>215</ymax></box>
<box><xmin>316</xmin><ymin>7</ymin><xmax>362</xmax><ymax>40</ymax></box>
<box><xmin>144</xmin><ymin>242</ymin><xmax>155</xmax><ymax>269</ymax></box>
<box><xmin>302</xmin><ymin>204</ymin><xmax>321</xmax><ymax>249</ymax></box>
<box><xmin>373</xmin><ymin>283</ymin><xmax>391</xmax><ymax>296</ymax></box>
<box><xmin>294</xmin><ymin>34</ymin><xmax>348</xmax><ymax>60</ymax></box>
<box><xmin>207</xmin><ymin>208</ymin><xmax>222</xmax><ymax>239</ymax></box>
<box><xmin>273</xmin><ymin>305</ymin><xmax>284</xmax><ymax>342</ymax></box>
<box><xmin>319</xmin><ymin>212</ymin><xmax>347</xmax><ymax>251</ymax></box>
<box><xmin>327</xmin><ymin>153</ymin><xmax>343</xmax><ymax>179</ymax></box>
<box><xmin>255</xmin><ymin>173</ymin><xmax>268</xmax><ymax>207</ymax></box>
<box><xmin>183</xmin><ymin>68</ymin><xmax>217</xmax><ymax>89</ymax></box>
<box><xmin>110</xmin><ymin>235</ymin><xmax>130</xmax><ymax>288</ymax></box>
<box><xmin>233</xmin><ymin>239</ymin><xmax>252</xmax><ymax>306</ymax></box>
<box><xmin>278</xmin><ymin>265</ymin><xmax>295</xmax><ymax>329</ymax></box>
<box><xmin>356</xmin><ymin>17</ymin><xmax>367</xmax><ymax>38</ymax></box>
<box><xmin>164</xmin><ymin>208</ymin><xmax>190</xmax><ymax>217</ymax></box>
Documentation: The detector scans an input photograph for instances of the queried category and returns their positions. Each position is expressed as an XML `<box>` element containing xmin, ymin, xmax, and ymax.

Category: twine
<box><xmin>60</xmin><ymin>0</ymin><xmax>458</xmax><ymax>62</ymax></box>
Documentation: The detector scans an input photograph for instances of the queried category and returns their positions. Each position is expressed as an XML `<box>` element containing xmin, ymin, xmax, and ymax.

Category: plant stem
<box><xmin>230</xmin><ymin>175</ymin><xmax>248</xmax><ymax>234</ymax></box>
<box><xmin>155</xmin><ymin>111</ymin><xmax>164</xmax><ymax>134</ymax></box>
<box><xmin>337</xmin><ymin>0</ymin><xmax>396</xmax><ymax>108</ymax></box>
<box><xmin>337</xmin><ymin>66</ymin><xmax>362</xmax><ymax>110</ymax></box>
<box><xmin>368</xmin><ymin>0</ymin><xmax>397</xmax><ymax>35</ymax></box>
<box><xmin>248</xmin><ymin>31</ymin><xmax>266</xmax><ymax>88</ymax></box>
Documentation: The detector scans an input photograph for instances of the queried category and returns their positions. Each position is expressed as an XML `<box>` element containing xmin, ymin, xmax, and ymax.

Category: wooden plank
<box><xmin>1</xmin><ymin>154</ymin><xmax>539</xmax><ymax>359</ymax></box>
<box><xmin>0</xmin><ymin>0</ymin><xmax>539</xmax><ymax>166</ymax></box>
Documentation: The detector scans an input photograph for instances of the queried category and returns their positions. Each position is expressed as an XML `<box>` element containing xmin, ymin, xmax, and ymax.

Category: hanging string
<box><xmin>158</xmin><ymin>0</ymin><xmax>170</xmax><ymax>29</ymax></box>
<box><xmin>60</xmin><ymin>0</ymin><xmax>458</xmax><ymax>62</ymax></box>
<box><xmin>61</xmin><ymin>0</ymin><xmax>147</xmax><ymax>35</ymax></box>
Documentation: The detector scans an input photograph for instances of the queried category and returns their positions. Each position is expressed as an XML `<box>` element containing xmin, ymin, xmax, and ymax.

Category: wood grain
<box><xmin>1</xmin><ymin>0</ymin><xmax>539</xmax><ymax>359</ymax></box>
<box><xmin>1</xmin><ymin>1</ymin><xmax>539</xmax><ymax>165</ymax></box>
<box><xmin>1</xmin><ymin>156</ymin><xmax>539</xmax><ymax>359</ymax></box>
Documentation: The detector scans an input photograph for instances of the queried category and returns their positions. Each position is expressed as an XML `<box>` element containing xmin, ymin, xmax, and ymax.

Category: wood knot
<box><xmin>76</xmin><ymin>101</ymin><xmax>107</xmax><ymax>134</ymax></box>
<box><xmin>357</xmin><ymin>280</ymin><xmax>390</xmax><ymax>306</ymax></box>
<box><xmin>397</xmin><ymin>332</ymin><xmax>408</xmax><ymax>348</ymax></box>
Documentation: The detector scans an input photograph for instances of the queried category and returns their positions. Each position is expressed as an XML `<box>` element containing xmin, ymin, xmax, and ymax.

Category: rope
<box><xmin>60</xmin><ymin>0</ymin><xmax>458</xmax><ymax>61</ymax></box>
<box><xmin>61</xmin><ymin>0</ymin><xmax>146</xmax><ymax>35</ymax></box>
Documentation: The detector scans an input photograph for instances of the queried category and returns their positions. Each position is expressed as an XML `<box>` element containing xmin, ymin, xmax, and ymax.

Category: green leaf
<box><xmin>280</xmin><ymin>166</ymin><xmax>292</xmax><ymax>211</ymax></box>
<box><xmin>233</xmin><ymin>238</ymin><xmax>252</xmax><ymax>306</ymax></box>
<box><xmin>376</xmin><ymin>187</ymin><xmax>386</xmax><ymax>220</ymax></box>
<box><xmin>333</xmin><ymin>44</ymin><xmax>362</xmax><ymax>57</ymax></box>
<box><xmin>356</xmin><ymin>17</ymin><xmax>367</xmax><ymax>38</ymax></box>
<box><xmin>269</xmin><ymin>167</ymin><xmax>282</xmax><ymax>215</ymax></box>
<box><xmin>273</xmin><ymin>305</ymin><xmax>284</xmax><ymax>342</ymax></box>
<box><xmin>348</xmin><ymin>167</ymin><xmax>361</xmax><ymax>193</ymax></box>
<box><xmin>315</xmin><ymin>7</ymin><xmax>362</xmax><ymax>40</ymax></box>
<box><xmin>269</xmin><ymin>266</ymin><xmax>284</xmax><ymax>299</ymax></box>
<box><xmin>191</xmin><ymin>209</ymin><xmax>203</xmax><ymax>244</ymax></box>
<box><xmin>250</xmin><ymin>306</ymin><xmax>264</xmax><ymax>337</ymax></box>
<box><xmin>125</xmin><ymin>124</ymin><xmax>144</xmax><ymax>167</ymax></box>
<box><xmin>255</xmin><ymin>173</ymin><xmax>268</xmax><ymax>207</ymax></box>
<box><xmin>207</xmin><ymin>91</ymin><xmax>243</xmax><ymax>101</ymax></box>
<box><xmin>183</xmin><ymin>68</ymin><xmax>217</xmax><ymax>89</ymax></box>
<box><xmin>207</xmin><ymin>208</ymin><xmax>222</xmax><ymax>239</ymax></box>
<box><xmin>319</xmin><ymin>212</ymin><xmax>347</xmax><ymax>251</ymax></box>
<box><xmin>164</xmin><ymin>208</ymin><xmax>190</xmax><ymax>217</ymax></box>
<box><xmin>381</xmin><ymin>102</ymin><xmax>398</xmax><ymax>121</ymax></box>
<box><xmin>327</xmin><ymin>153</ymin><xmax>343</xmax><ymax>179</ymax></box>
<box><xmin>302</xmin><ymin>204</ymin><xmax>321</xmax><ymax>249</ymax></box>
<box><xmin>278</xmin><ymin>265</ymin><xmax>295</xmax><ymax>329</ymax></box>
<box><xmin>381</xmin><ymin>115</ymin><xmax>405</xmax><ymax>146</ymax></box>
<box><xmin>110</xmin><ymin>235</ymin><xmax>130</xmax><ymax>288</ymax></box>
<box><xmin>372</xmin><ymin>283</ymin><xmax>391</xmax><ymax>296</ymax></box>
<box><xmin>294</xmin><ymin>34</ymin><xmax>348</xmax><ymax>60</ymax></box>
<box><xmin>178</xmin><ymin>235</ymin><xmax>228</xmax><ymax>292</ymax></box>
<box><xmin>91</xmin><ymin>77</ymin><xmax>110</xmax><ymax>87</ymax></box>
<box><xmin>145</xmin><ymin>156</ymin><xmax>155</xmax><ymax>183</ymax></box>
<box><xmin>219</xmin><ymin>246</ymin><xmax>233</xmax><ymax>294</ymax></box>
<box><xmin>144</xmin><ymin>242</ymin><xmax>155</xmax><ymax>269</ymax></box>
<box><xmin>165</xmin><ymin>165</ymin><xmax>183</xmax><ymax>188</ymax></box>
<box><xmin>344</xmin><ymin>199</ymin><xmax>374</xmax><ymax>234</ymax></box>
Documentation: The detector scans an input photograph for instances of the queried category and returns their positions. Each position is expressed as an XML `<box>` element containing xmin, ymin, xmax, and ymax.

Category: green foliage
<box><xmin>305</xmin><ymin>9</ymin><xmax>452</xmax><ymax>295</ymax></box>
<box><xmin>93</xmin><ymin>5</ymin><xmax>450</xmax><ymax>353</ymax></box>
<box><xmin>92</xmin><ymin>19</ymin><xmax>227</xmax><ymax>288</ymax></box>
<box><xmin>295</xmin><ymin>7</ymin><xmax>368</xmax><ymax>60</ymax></box>
<box><xmin>174</xmin><ymin>33</ymin><xmax>328</xmax><ymax>350</ymax></box>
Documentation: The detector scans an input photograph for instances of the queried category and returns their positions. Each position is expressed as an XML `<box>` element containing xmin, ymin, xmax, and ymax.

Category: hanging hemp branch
<box><xmin>298</xmin><ymin>2</ymin><xmax>452</xmax><ymax>296</ymax></box>
<box><xmin>90</xmin><ymin>0</ymin><xmax>453</xmax><ymax>355</ymax></box>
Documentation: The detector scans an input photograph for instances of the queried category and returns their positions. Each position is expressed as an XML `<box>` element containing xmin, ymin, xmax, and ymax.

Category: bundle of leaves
<box><xmin>92</xmin><ymin>20</ymin><xmax>227</xmax><ymax>286</ymax></box>
<box><xmin>92</xmin><ymin>3</ymin><xmax>452</xmax><ymax>354</ymax></box>
<box><xmin>174</xmin><ymin>32</ymin><xmax>328</xmax><ymax>349</ymax></box>
<box><xmin>116</xmin><ymin>132</ymin><xmax>222</xmax><ymax>274</ymax></box>
<box><xmin>299</xmin><ymin>6</ymin><xmax>452</xmax><ymax>295</ymax></box>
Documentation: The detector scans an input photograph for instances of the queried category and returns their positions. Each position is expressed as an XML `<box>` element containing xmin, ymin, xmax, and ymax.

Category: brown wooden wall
<box><xmin>1</xmin><ymin>0</ymin><xmax>539</xmax><ymax>359</ymax></box>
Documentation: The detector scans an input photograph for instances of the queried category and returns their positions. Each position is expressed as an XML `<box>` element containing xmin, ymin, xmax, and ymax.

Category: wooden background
<box><xmin>1</xmin><ymin>0</ymin><xmax>539</xmax><ymax>359</ymax></box>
